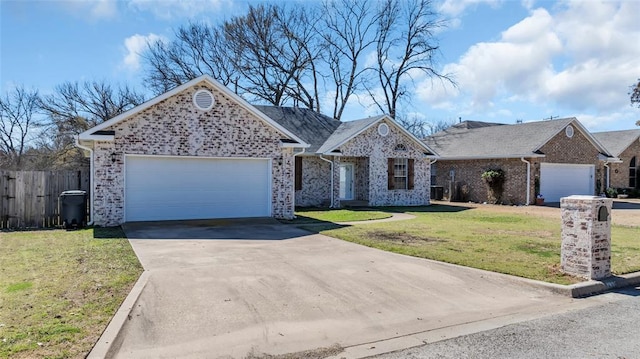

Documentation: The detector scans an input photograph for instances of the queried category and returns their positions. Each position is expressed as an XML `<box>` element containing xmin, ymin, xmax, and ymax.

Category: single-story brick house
<box><xmin>593</xmin><ymin>129</ymin><xmax>640</xmax><ymax>191</ymax></box>
<box><xmin>424</xmin><ymin>118</ymin><xmax>615</xmax><ymax>204</ymax></box>
<box><xmin>77</xmin><ymin>75</ymin><xmax>436</xmax><ymax>226</ymax></box>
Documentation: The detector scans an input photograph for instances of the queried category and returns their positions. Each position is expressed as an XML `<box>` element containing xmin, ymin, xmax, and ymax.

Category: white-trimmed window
<box><xmin>394</xmin><ymin>143</ymin><xmax>407</xmax><ymax>151</ymax></box>
<box><xmin>388</xmin><ymin>158</ymin><xmax>415</xmax><ymax>190</ymax></box>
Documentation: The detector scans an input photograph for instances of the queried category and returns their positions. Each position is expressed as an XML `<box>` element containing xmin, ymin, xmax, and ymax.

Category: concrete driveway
<box><xmin>108</xmin><ymin>218</ymin><xmax>586</xmax><ymax>358</ymax></box>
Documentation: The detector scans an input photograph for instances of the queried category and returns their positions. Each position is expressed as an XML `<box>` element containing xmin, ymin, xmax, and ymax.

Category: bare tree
<box><xmin>0</xmin><ymin>86</ymin><xmax>40</xmax><ymax>169</ymax></box>
<box><xmin>40</xmin><ymin>80</ymin><xmax>144</xmax><ymax>133</ymax></box>
<box><xmin>394</xmin><ymin>112</ymin><xmax>457</xmax><ymax>138</ymax></box>
<box><xmin>223</xmin><ymin>4</ymin><xmax>320</xmax><ymax>109</ymax></box>
<box><xmin>38</xmin><ymin>80</ymin><xmax>144</xmax><ymax>169</ymax></box>
<box><xmin>321</xmin><ymin>0</ymin><xmax>378</xmax><ymax>120</ymax></box>
<box><xmin>631</xmin><ymin>79</ymin><xmax>640</xmax><ymax>126</ymax></box>
<box><xmin>369</xmin><ymin>0</ymin><xmax>453</xmax><ymax>118</ymax></box>
<box><xmin>631</xmin><ymin>79</ymin><xmax>640</xmax><ymax>108</ymax></box>
<box><xmin>144</xmin><ymin>23</ymin><xmax>237</xmax><ymax>95</ymax></box>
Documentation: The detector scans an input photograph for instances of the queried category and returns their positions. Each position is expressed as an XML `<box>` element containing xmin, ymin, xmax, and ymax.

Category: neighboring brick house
<box><xmin>77</xmin><ymin>75</ymin><xmax>436</xmax><ymax>226</ymax></box>
<box><xmin>593</xmin><ymin>129</ymin><xmax>640</xmax><ymax>191</ymax></box>
<box><xmin>424</xmin><ymin>118</ymin><xmax>614</xmax><ymax>204</ymax></box>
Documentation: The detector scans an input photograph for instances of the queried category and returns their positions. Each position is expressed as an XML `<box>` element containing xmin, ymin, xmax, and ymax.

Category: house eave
<box><xmin>281</xmin><ymin>142</ymin><xmax>310</xmax><ymax>148</ymax></box>
<box><xmin>437</xmin><ymin>154</ymin><xmax>546</xmax><ymax>161</ymax></box>
<box><xmin>79</xmin><ymin>134</ymin><xmax>114</xmax><ymax>141</ymax></box>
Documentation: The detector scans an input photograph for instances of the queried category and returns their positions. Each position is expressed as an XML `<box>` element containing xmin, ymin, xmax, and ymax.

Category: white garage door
<box><xmin>125</xmin><ymin>155</ymin><xmax>271</xmax><ymax>222</ymax></box>
<box><xmin>540</xmin><ymin>163</ymin><xmax>595</xmax><ymax>202</ymax></box>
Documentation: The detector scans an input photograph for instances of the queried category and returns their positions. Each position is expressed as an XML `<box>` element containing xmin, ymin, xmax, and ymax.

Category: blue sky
<box><xmin>1</xmin><ymin>0</ymin><xmax>639</xmax><ymax>132</ymax></box>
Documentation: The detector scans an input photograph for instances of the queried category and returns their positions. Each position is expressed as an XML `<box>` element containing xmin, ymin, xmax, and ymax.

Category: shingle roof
<box><xmin>451</xmin><ymin>120</ymin><xmax>506</xmax><ymax>130</ymax></box>
<box><xmin>424</xmin><ymin>117</ymin><xmax>600</xmax><ymax>159</ymax></box>
<box><xmin>256</xmin><ymin>106</ymin><xmax>436</xmax><ymax>155</ymax></box>
<box><xmin>254</xmin><ymin>106</ymin><xmax>341</xmax><ymax>153</ymax></box>
<box><xmin>316</xmin><ymin>115</ymin><xmax>384</xmax><ymax>154</ymax></box>
<box><xmin>592</xmin><ymin>129</ymin><xmax>640</xmax><ymax>157</ymax></box>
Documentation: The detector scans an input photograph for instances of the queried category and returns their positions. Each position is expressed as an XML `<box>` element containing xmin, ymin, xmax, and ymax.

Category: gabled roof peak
<box><xmin>79</xmin><ymin>75</ymin><xmax>309</xmax><ymax>147</ymax></box>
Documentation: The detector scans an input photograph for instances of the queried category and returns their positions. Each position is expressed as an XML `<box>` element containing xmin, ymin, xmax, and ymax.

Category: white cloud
<box><xmin>438</xmin><ymin>0</ymin><xmax>502</xmax><ymax>17</ymax></box>
<box><xmin>422</xmin><ymin>1</ymin><xmax>640</xmax><ymax>117</ymax></box>
<box><xmin>127</xmin><ymin>0</ymin><xmax>228</xmax><ymax>20</ymax></box>
<box><xmin>59</xmin><ymin>0</ymin><xmax>118</xmax><ymax>20</ymax></box>
<box><xmin>122</xmin><ymin>33</ymin><xmax>165</xmax><ymax>71</ymax></box>
<box><xmin>574</xmin><ymin>110</ymin><xmax>639</xmax><ymax>132</ymax></box>
<box><xmin>90</xmin><ymin>0</ymin><xmax>117</xmax><ymax>18</ymax></box>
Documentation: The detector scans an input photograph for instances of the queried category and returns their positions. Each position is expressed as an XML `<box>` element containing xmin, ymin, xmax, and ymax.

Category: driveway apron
<box><xmin>112</xmin><ymin>219</ymin><xmax>578</xmax><ymax>358</ymax></box>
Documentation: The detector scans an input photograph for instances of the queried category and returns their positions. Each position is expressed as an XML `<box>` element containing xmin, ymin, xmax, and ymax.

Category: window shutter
<box><xmin>408</xmin><ymin>158</ymin><xmax>415</xmax><ymax>190</ymax></box>
<box><xmin>388</xmin><ymin>158</ymin><xmax>395</xmax><ymax>190</ymax></box>
<box><xmin>295</xmin><ymin>157</ymin><xmax>303</xmax><ymax>191</ymax></box>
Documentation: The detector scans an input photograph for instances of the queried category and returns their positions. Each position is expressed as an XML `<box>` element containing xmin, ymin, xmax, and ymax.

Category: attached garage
<box><xmin>540</xmin><ymin>163</ymin><xmax>595</xmax><ymax>202</ymax></box>
<box><xmin>124</xmin><ymin>155</ymin><xmax>271</xmax><ymax>222</ymax></box>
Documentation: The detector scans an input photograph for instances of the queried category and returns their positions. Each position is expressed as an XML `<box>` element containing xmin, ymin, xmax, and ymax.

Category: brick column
<box><xmin>560</xmin><ymin>195</ymin><xmax>612</xmax><ymax>280</ymax></box>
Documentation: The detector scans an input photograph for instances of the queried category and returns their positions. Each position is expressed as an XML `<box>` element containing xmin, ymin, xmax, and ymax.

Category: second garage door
<box><xmin>540</xmin><ymin>163</ymin><xmax>595</xmax><ymax>202</ymax></box>
<box><xmin>125</xmin><ymin>155</ymin><xmax>271</xmax><ymax>222</ymax></box>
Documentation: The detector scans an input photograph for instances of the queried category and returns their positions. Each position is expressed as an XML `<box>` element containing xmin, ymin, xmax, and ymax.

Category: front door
<box><xmin>339</xmin><ymin>164</ymin><xmax>354</xmax><ymax>200</ymax></box>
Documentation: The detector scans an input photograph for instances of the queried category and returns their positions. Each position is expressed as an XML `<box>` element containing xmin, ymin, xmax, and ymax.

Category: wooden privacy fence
<box><xmin>1</xmin><ymin>170</ymin><xmax>90</xmax><ymax>229</ymax></box>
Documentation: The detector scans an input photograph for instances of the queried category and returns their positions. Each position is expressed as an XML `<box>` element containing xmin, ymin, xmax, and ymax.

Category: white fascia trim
<box><xmin>280</xmin><ymin>142</ymin><xmax>311</xmax><ymax>148</ymax></box>
<box><xmin>600</xmin><ymin>156</ymin><xmax>622</xmax><ymax>163</ymax></box>
<box><xmin>78</xmin><ymin>75</ymin><xmax>310</xmax><ymax>147</ymax></box>
<box><xmin>88</xmin><ymin>135</ymin><xmax>114</xmax><ymax>141</ymax></box>
<box><xmin>437</xmin><ymin>154</ymin><xmax>546</xmax><ymax>161</ymax></box>
<box><xmin>321</xmin><ymin>115</ymin><xmax>438</xmax><ymax>155</ymax></box>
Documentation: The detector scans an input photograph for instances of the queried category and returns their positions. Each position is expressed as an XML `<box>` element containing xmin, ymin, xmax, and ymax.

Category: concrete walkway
<box><xmin>336</xmin><ymin>212</ymin><xmax>416</xmax><ymax>225</ymax></box>
<box><xmin>93</xmin><ymin>219</ymin><xmax>605</xmax><ymax>359</ymax></box>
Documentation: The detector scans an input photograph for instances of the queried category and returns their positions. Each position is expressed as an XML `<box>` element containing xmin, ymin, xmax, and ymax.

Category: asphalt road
<box><xmin>373</xmin><ymin>286</ymin><xmax>640</xmax><ymax>359</ymax></box>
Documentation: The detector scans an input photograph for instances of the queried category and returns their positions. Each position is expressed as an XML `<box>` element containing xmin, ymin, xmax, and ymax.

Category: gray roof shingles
<box><xmin>253</xmin><ymin>105</ymin><xmax>341</xmax><ymax>153</ymax></box>
<box><xmin>316</xmin><ymin>116</ymin><xmax>384</xmax><ymax>154</ymax></box>
<box><xmin>424</xmin><ymin>118</ymin><xmax>579</xmax><ymax>158</ymax></box>
<box><xmin>256</xmin><ymin>106</ymin><xmax>433</xmax><ymax>155</ymax></box>
<box><xmin>592</xmin><ymin>129</ymin><xmax>640</xmax><ymax>157</ymax></box>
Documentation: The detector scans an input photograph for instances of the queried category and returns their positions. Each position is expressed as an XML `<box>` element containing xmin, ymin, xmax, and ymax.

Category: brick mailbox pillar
<box><xmin>560</xmin><ymin>195</ymin><xmax>613</xmax><ymax>280</ymax></box>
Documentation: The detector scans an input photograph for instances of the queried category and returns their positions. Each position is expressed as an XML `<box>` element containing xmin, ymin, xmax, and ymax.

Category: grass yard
<box><xmin>0</xmin><ymin>227</ymin><xmax>142</xmax><ymax>359</ymax></box>
<box><xmin>307</xmin><ymin>205</ymin><xmax>640</xmax><ymax>285</ymax></box>
<box><xmin>290</xmin><ymin>208</ymin><xmax>392</xmax><ymax>224</ymax></box>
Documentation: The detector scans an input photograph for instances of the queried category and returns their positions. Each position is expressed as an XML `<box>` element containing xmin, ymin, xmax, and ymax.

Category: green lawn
<box><xmin>0</xmin><ymin>227</ymin><xmax>142</xmax><ymax>359</ymax></box>
<box><xmin>291</xmin><ymin>208</ymin><xmax>393</xmax><ymax>223</ymax></box>
<box><xmin>310</xmin><ymin>205</ymin><xmax>640</xmax><ymax>285</ymax></box>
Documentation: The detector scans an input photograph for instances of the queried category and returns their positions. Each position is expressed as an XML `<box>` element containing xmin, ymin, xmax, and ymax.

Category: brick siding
<box><xmin>339</xmin><ymin>120</ymin><xmax>431</xmax><ymax>206</ymax></box>
<box><xmin>606</xmin><ymin>139</ymin><xmax>640</xmax><ymax>190</ymax></box>
<box><xmin>92</xmin><ymin>81</ymin><xmax>294</xmax><ymax>226</ymax></box>
<box><xmin>434</xmin><ymin>123</ymin><xmax>603</xmax><ymax>205</ymax></box>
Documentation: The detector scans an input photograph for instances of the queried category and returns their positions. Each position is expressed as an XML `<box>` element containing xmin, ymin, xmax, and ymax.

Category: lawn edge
<box><xmin>427</xmin><ymin>256</ymin><xmax>640</xmax><ymax>298</ymax></box>
<box><xmin>330</xmin><ymin>240</ymin><xmax>640</xmax><ymax>299</ymax></box>
<box><xmin>86</xmin><ymin>270</ymin><xmax>150</xmax><ymax>359</ymax></box>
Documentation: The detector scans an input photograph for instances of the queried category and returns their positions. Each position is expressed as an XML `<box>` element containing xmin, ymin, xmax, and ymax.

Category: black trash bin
<box><xmin>60</xmin><ymin>190</ymin><xmax>87</xmax><ymax>229</ymax></box>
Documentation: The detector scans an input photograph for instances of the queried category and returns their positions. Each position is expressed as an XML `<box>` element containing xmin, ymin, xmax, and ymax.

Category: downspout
<box><xmin>603</xmin><ymin>161</ymin><xmax>610</xmax><ymax>190</ymax></box>
<box><xmin>292</xmin><ymin>148</ymin><xmax>306</xmax><ymax>211</ymax></box>
<box><xmin>428</xmin><ymin>158</ymin><xmax>437</xmax><ymax>203</ymax></box>
<box><xmin>75</xmin><ymin>136</ymin><xmax>94</xmax><ymax>225</ymax></box>
<box><xmin>521</xmin><ymin>157</ymin><xmax>531</xmax><ymax>205</ymax></box>
<box><xmin>319</xmin><ymin>155</ymin><xmax>334</xmax><ymax>208</ymax></box>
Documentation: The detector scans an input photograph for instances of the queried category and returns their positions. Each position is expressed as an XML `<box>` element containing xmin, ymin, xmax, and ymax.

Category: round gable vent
<box><xmin>378</xmin><ymin>123</ymin><xmax>389</xmax><ymax>137</ymax></box>
<box><xmin>193</xmin><ymin>89</ymin><xmax>215</xmax><ymax>111</ymax></box>
<box><xmin>565</xmin><ymin>125</ymin><xmax>574</xmax><ymax>138</ymax></box>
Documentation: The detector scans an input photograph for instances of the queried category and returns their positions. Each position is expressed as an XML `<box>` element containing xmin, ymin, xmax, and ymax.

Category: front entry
<box><xmin>339</xmin><ymin>164</ymin><xmax>354</xmax><ymax>200</ymax></box>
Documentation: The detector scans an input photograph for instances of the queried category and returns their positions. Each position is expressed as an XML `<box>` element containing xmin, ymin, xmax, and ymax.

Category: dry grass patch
<box><xmin>0</xmin><ymin>227</ymin><xmax>142</xmax><ymax>359</ymax></box>
<box><xmin>315</xmin><ymin>205</ymin><xmax>640</xmax><ymax>285</ymax></box>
